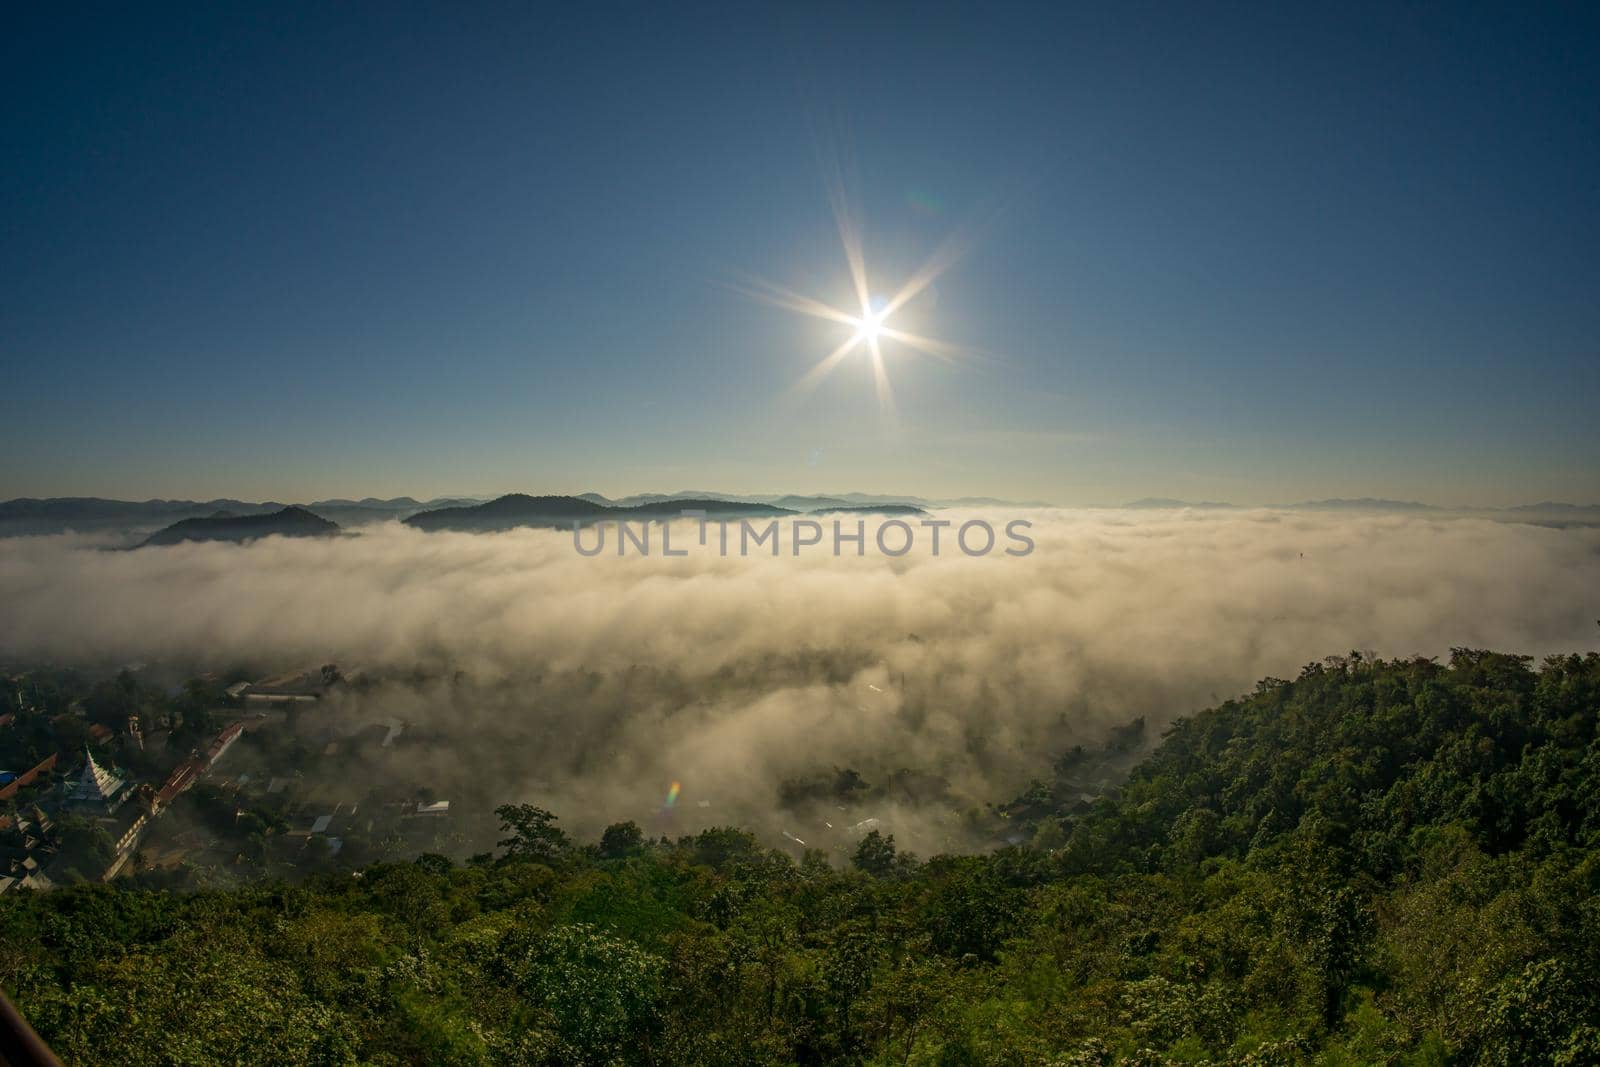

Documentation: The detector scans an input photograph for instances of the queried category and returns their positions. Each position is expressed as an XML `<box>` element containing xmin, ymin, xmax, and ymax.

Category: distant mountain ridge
<box><xmin>137</xmin><ymin>506</ymin><xmax>340</xmax><ymax>547</ymax></box>
<box><xmin>576</xmin><ymin>490</ymin><xmax>1054</xmax><ymax>509</ymax></box>
<box><xmin>0</xmin><ymin>495</ymin><xmax>476</xmax><ymax>537</ymax></box>
<box><xmin>5</xmin><ymin>492</ymin><xmax>1597</xmax><ymax>540</ymax></box>
<box><xmin>1507</xmin><ymin>501</ymin><xmax>1600</xmax><ymax>514</ymax></box>
<box><xmin>305</xmin><ymin>496</ymin><xmax>422</xmax><ymax>509</ymax></box>
<box><xmin>401</xmin><ymin>494</ymin><xmax>951</xmax><ymax>533</ymax></box>
<box><xmin>403</xmin><ymin>495</ymin><xmax>800</xmax><ymax>533</ymax></box>
<box><xmin>404</xmin><ymin>494</ymin><xmax>610</xmax><ymax>532</ymax></box>
<box><xmin>0</xmin><ymin>496</ymin><xmax>281</xmax><ymax>519</ymax></box>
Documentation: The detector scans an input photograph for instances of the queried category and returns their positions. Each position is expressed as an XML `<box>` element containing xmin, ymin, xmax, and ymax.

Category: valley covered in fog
<box><xmin>3</xmin><ymin>508</ymin><xmax>1595</xmax><ymax>858</ymax></box>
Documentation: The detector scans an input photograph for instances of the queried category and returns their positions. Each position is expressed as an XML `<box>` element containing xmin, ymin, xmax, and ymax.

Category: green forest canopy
<box><xmin>3</xmin><ymin>649</ymin><xmax>1598</xmax><ymax>1065</ymax></box>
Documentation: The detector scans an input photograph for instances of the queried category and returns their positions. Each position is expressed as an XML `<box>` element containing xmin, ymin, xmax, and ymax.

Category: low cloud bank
<box><xmin>2</xmin><ymin>510</ymin><xmax>1596</xmax><ymax>849</ymax></box>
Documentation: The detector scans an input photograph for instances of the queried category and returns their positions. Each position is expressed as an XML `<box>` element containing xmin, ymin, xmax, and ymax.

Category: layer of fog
<box><xmin>2</xmin><ymin>510</ymin><xmax>1596</xmax><ymax>854</ymax></box>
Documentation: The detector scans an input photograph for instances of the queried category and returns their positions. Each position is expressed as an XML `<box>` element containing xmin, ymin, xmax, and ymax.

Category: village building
<box><xmin>67</xmin><ymin>749</ymin><xmax>128</xmax><ymax>814</ymax></box>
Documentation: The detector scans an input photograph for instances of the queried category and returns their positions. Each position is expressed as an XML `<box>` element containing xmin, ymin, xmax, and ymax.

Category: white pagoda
<box><xmin>68</xmin><ymin>748</ymin><xmax>127</xmax><ymax>812</ymax></box>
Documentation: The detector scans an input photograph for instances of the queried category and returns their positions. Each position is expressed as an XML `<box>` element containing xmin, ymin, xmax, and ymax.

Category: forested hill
<box><xmin>3</xmin><ymin>651</ymin><xmax>1598</xmax><ymax>1065</ymax></box>
<box><xmin>137</xmin><ymin>505</ymin><xmax>340</xmax><ymax>546</ymax></box>
<box><xmin>1038</xmin><ymin>649</ymin><xmax>1600</xmax><ymax>877</ymax></box>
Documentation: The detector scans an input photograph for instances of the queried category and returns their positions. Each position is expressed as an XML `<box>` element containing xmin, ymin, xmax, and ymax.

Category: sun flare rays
<box><xmin>738</xmin><ymin>183</ymin><xmax>983</xmax><ymax>417</ymax></box>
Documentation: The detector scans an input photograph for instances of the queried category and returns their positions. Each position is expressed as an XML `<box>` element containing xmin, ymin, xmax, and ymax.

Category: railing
<box><xmin>0</xmin><ymin>989</ymin><xmax>60</xmax><ymax>1067</ymax></box>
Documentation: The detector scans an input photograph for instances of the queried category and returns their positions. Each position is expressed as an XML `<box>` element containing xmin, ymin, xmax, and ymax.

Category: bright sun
<box><xmin>735</xmin><ymin>191</ymin><xmax>977</xmax><ymax>416</ymax></box>
<box><xmin>854</xmin><ymin>309</ymin><xmax>886</xmax><ymax>344</ymax></box>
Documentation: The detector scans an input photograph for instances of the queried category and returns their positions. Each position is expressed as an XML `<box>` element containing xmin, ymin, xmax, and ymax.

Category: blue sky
<box><xmin>3</xmin><ymin>3</ymin><xmax>1596</xmax><ymax>505</ymax></box>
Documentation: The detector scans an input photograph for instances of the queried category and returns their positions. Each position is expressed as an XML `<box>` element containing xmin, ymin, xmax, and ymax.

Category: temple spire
<box><xmin>69</xmin><ymin>747</ymin><xmax>125</xmax><ymax>806</ymax></box>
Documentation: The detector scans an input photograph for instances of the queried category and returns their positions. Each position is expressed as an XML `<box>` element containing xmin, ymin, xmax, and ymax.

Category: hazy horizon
<box><xmin>4</xmin><ymin>484</ymin><xmax>1599</xmax><ymax>513</ymax></box>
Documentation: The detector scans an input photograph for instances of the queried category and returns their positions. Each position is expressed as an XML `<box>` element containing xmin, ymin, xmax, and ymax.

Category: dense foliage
<box><xmin>3</xmin><ymin>649</ymin><xmax>1598</xmax><ymax>1064</ymax></box>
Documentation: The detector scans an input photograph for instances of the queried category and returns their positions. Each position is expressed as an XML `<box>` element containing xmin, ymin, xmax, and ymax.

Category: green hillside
<box><xmin>3</xmin><ymin>649</ymin><xmax>1597</xmax><ymax>1065</ymax></box>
